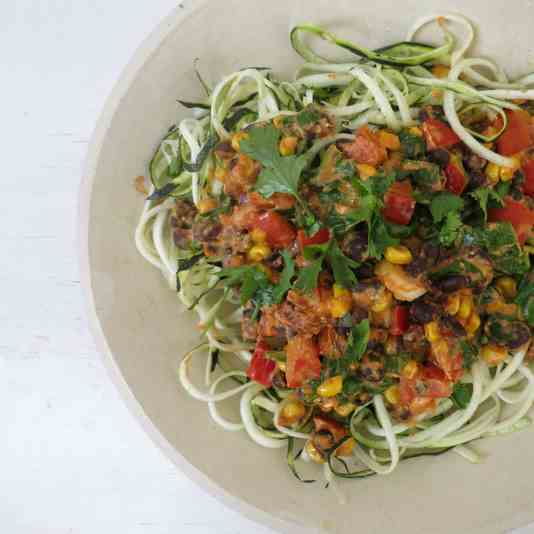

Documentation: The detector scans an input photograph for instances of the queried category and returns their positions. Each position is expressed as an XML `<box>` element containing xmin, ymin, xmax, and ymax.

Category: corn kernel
<box><xmin>371</xmin><ymin>290</ymin><xmax>393</xmax><ymax>313</ymax></box>
<box><xmin>318</xmin><ymin>397</ymin><xmax>338</xmax><ymax>412</ymax></box>
<box><xmin>317</xmin><ymin>375</ymin><xmax>343</xmax><ymax>398</ymax></box>
<box><xmin>214</xmin><ymin>166</ymin><xmax>229</xmax><ymax>181</ymax></box>
<box><xmin>402</xmin><ymin>360</ymin><xmax>419</xmax><ymax>380</ymax></box>
<box><xmin>481</xmin><ymin>344</ymin><xmax>508</xmax><ymax>366</ymax></box>
<box><xmin>280</xmin><ymin>400</ymin><xmax>306</xmax><ymax>425</ymax></box>
<box><xmin>384</xmin><ymin>385</ymin><xmax>401</xmax><ymax>405</ymax></box>
<box><xmin>279</xmin><ymin>136</ymin><xmax>299</xmax><ymax>156</ymax></box>
<box><xmin>378</xmin><ymin>131</ymin><xmax>401</xmax><ymax>150</ymax></box>
<box><xmin>197</xmin><ymin>198</ymin><xmax>218</xmax><ymax>214</ymax></box>
<box><xmin>445</xmin><ymin>294</ymin><xmax>461</xmax><ymax>315</ymax></box>
<box><xmin>485</xmin><ymin>162</ymin><xmax>500</xmax><ymax>184</ymax></box>
<box><xmin>356</xmin><ymin>163</ymin><xmax>377</xmax><ymax>179</ymax></box>
<box><xmin>496</xmin><ymin>276</ymin><xmax>518</xmax><ymax>299</ymax></box>
<box><xmin>432</xmin><ymin>64</ymin><xmax>451</xmax><ymax>79</ymax></box>
<box><xmin>384</xmin><ymin>245</ymin><xmax>413</xmax><ymax>265</ymax></box>
<box><xmin>336</xmin><ymin>437</ymin><xmax>356</xmax><ymax>457</ymax></box>
<box><xmin>333</xmin><ymin>284</ymin><xmax>350</xmax><ymax>298</ymax></box>
<box><xmin>231</xmin><ymin>131</ymin><xmax>248</xmax><ymax>152</ymax></box>
<box><xmin>305</xmin><ymin>440</ymin><xmax>325</xmax><ymax>464</ymax></box>
<box><xmin>335</xmin><ymin>402</ymin><xmax>356</xmax><ymax>417</ymax></box>
<box><xmin>247</xmin><ymin>243</ymin><xmax>272</xmax><ymax>262</ymax></box>
<box><xmin>329</xmin><ymin>296</ymin><xmax>352</xmax><ymax>318</ymax></box>
<box><xmin>409</xmin><ymin>126</ymin><xmax>423</xmax><ymax>137</ymax></box>
<box><xmin>273</xmin><ymin>116</ymin><xmax>284</xmax><ymax>129</ymax></box>
<box><xmin>425</xmin><ymin>321</ymin><xmax>441</xmax><ymax>343</ymax></box>
<box><xmin>466</xmin><ymin>313</ymin><xmax>481</xmax><ymax>335</ymax></box>
<box><xmin>250</xmin><ymin>228</ymin><xmax>267</xmax><ymax>243</ymax></box>
<box><xmin>500</xmin><ymin>166</ymin><xmax>515</xmax><ymax>182</ymax></box>
<box><xmin>457</xmin><ymin>295</ymin><xmax>473</xmax><ymax>320</ymax></box>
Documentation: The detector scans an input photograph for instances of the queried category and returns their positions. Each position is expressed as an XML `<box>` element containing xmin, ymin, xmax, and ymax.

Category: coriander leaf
<box><xmin>327</xmin><ymin>240</ymin><xmax>358</xmax><ymax>288</ymax></box>
<box><xmin>240</xmin><ymin>124</ymin><xmax>306</xmax><ymax>199</ymax></box>
<box><xmin>459</xmin><ymin>340</ymin><xmax>478</xmax><ymax>369</ymax></box>
<box><xmin>217</xmin><ymin>265</ymin><xmax>271</xmax><ymax>306</ymax></box>
<box><xmin>451</xmin><ymin>383</ymin><xmax>473</xmax><ymax>409</ymax></box>
<box><xmin>399</xmin><ymin>129</ymin><xmax>426</xmax><ymax>158</ymax></box>
<box><xmin>515</xmin><ymin>278</ymin><xmax>534</xmax><ymax>326</ymax></box>
<box><xmin>345</xmin><ymin>319</ymin><xmax>370</xmax><ymax>363</ymax></box>
<box><xmin>470</xmin><ymin>187</ymin><xmax>503</xmax><ymax>221</ymax></box>
<box><xmin>294</xmin><ymin>259</ymin><xmax>323</xmax><ymax>293</ymax></box>
<box><xmin>255</xmin><ymin>155</ymin><xmax>306</xmax><ymax>198</ymax></box>
<box><xmin>430</xmin><ymin>192</ymin><xmax>464</xmax><ymax>224</ymax></box>
<box><xmin>297</xmin><ymin>107</ymin><xmax>321</xmax><ymax>127</ymax></box>
<box><xmin>366</xmin><ymin>172</ymin><xmax>396</xmax><ymax>199</ymax></box>
<box><xmin>439</xmin><ymin>212</ymin><xmax>463</xmax><ymax>246</ymax></box>
<box><xmin>239</xmin><ymin>125</ymin><xmax>281</xmax><ymax>168</ymax></box>
<box><xmin>368</xmin><ymin>214</ymin><xmax>399</xmax><ymax>258</ymax></box>
<box><xmin>273</xmin><ymin>250</ymin><xmax>295</xmax><ymax>303</ymax></box>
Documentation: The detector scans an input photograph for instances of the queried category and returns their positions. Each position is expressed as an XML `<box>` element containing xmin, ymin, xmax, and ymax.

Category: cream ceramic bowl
<box><xmin>80</xmin><ymin>1</ymin><xmax>534</xmax><ymax>532</ymax></box>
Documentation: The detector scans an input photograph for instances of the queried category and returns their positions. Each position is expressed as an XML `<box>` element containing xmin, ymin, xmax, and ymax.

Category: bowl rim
<box><xmin>77</xmin><ymin>2</ymin><xmax>307</xmax><ymax>533</ymax></box>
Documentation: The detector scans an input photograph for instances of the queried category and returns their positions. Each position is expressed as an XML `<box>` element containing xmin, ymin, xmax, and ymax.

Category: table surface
<box><xmin>1</xmin><ymin>2</ymin><xmax>533</xmax><ymax>533</ymax></box>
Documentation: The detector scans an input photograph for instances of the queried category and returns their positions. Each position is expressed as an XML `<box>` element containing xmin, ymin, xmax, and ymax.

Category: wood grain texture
<box><xmin>0</xmin><ymin>1</ymin><xmax>532</xmax><ymax>533</ymax></box>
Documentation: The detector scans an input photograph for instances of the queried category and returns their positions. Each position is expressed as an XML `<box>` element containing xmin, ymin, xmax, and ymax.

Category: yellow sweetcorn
<box><xmin>280</xmin><ymin>400</ymin><xmax>306</xmax><ymax>425</ymax></box>
<box><xmin>496</xmin><ymin>276</ymin><xmax>518</xmax><ymax>299</ymax></box>
<box><xmin>445</xmin><ymin>294</ymin><xmax>461</xmax><ymax>315</ymax></box>
<box><xmin>305</xmin><ymin>440</ymin><xmax>325</xmax><ymax>464</ymax></box>
<box><xmin>231</xmin><ymin>131</ymin><xmax>248</xmax><ymax>152</ymax></box>
<box><xmin>485</xmin><ymin>162</ymin><xmax>500</xmax><ymax>184</ymax></box>
<box><xmin>466</xmin><ymin>313</ymin><xmax>481</xmax><ymax>335</ymax></box>
<box><xmin>457</xmin><ymin>295</ymin><xmax>473</xmax><ymax>320</ymax></box>
<box><xmin>335</xmin><ymin>403</ymin><xmax>356</xmax><ymax>417</ymax></box>
<box><xmin>356</xmin><ymin>163</ymin><xmax>377</xmax><ymax>179</ymax></box>
<box><xmin>409</xmin><ymin>126</ymin><xmax>423</xmax><ymax>137</ymax></box>
<box><xmin>329</xmin><ymin>295</ymin><xmax>352</xmax><ymax>318</ymax></box>
<box><xmin>425</xmin><ymin>321</ymin><xmax>441</xmax><ymax>343</ymax></box>
<box><xmin>402</xmin><ymin>360</ymin><xmax>419</xmax><ymax>380</ymax></box>
<box><xmin>197</xmin><ymin>198</ymin><xmax>218</xmax><ymax>214</ymax></box>
<box><xmin>378</xmin><ymin>131</ymin><xmax>401</xmax><ymax>150</ymax></box>
<box><xmin>250</xmin><ymin>228</ymin><xmax>267</xmax><ymax>243</ymax></box>
<box><xmin>385</xmin><ymin>385</ymin><xmax>401</xmax><ymax>405</ymax></box>
<box><xmin>384</xmin><ymin>245</ymin><xmax>413</xmax><ymax>265</ymax></box>
<box><xmin>247</xmin><ymin>243</ymin><xmax>272</xmax><ymax>262</ymax></box>
<box><xmin>432</xmin><ymin>64</ymin><xmax>450</xmax><ymax>78</ymax></box>
<box><xmin>279</xmin><ymin>136</ymin><xmax>299</xmax><ymax>156</ymax></box>
<box><xmin>333</xmin><ymin>284</ymin><xmax>351</xmax><ymax>299</ymax></box>
<box><xmin>481</xmin><ymin>344</ymin><xmax>508</xmax><ymax>366</ymax></box>
<box><xmin>317</xmin><ymin>376</ymin><xmax>343</xmax><ymax>398</ymax></box>
<box><xmin>371</xmin><ymin>290</ymin><xmax>393</xmax><ymax>313</ymax></box>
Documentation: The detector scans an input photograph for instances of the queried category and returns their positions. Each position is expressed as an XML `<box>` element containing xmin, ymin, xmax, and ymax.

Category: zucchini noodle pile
<box><xmin>135</xmin><ymin>14</ymin><xmax>534</xmax><ymax>484</ymax></box>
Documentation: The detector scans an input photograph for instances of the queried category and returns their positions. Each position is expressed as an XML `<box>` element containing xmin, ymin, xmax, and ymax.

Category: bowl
<box><xmin>80</xmin><ymin>1</ymin><xmax>534</xmax><ymax>532</ymax></box>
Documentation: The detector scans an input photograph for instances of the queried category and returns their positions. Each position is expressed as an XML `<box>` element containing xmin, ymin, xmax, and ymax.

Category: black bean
<box><xmin>468</xmin><ymin>170</ymin><xmax>486</xmax><ymax>190</ymax></box>
<box><xmin>348</xmin><ymin>229</ymin><xmax>368</xmax><ymax>262</ymax></box>
<box><xmin>409</xmin><ymin>301</ymin><xmax>435</xmax><ymax>324</ymax></box>
<box><xmin>463</xmin><ymin>153</ymin><xmax>486</xmax><ymax>172</ymax></box>
<box><xmin>440</xmin><ymin>315</ymin><xmax>467</xmax><ymax>337</ymax></box>
<box><xmin>428</xmin><ymin>149</ymin><xmax>450</xmax><ymax>168</ymax></box>
<box><xmin>351</xmin><ymin>307</ymin><xmax>368</xmax><ymax>324</ymax></box>
<box><xmin>435</xmin><ymin>275</ymin><xmax>470</xmax><ymax>293</ymax></box>
<box><xmin>506</xmin><ymin>322</ymin><xmax>531</xmax><ymax>349</ymax></box>
<box><xmin>354</xmin><ymin>262</ymin><xmax>374</xmax><ymax>279</ymax></box>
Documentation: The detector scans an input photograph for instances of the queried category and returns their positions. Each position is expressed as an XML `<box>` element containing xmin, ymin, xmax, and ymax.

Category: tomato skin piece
<box><xmin>488</xmin><ymin>197</ymin><xmax>534</xmax><ymax>245</ymax></box>
<box><xmin>383</xmin><ymin>181</ymin><xmax>416</xmax><ymax>225</ymax></box>
<box><xmin>297</xmin><ymin>228</ymin><xmax>330</xmax><ymax>250</ymax></box>
<box><xmin>247</xmin><ymin>341</ymin><xmax>277</xmax><ymax>387</ymax></box>
<box><xmin>522</xmin><ymin>159</ymin><xmax>534</xmax><ymax>197</ymax></box>
<box><xmin>252</xmin><ymin>211</ymin><xmax>296</xmax><ymax>249</ymax></box>
<box><xmin>341</xmin><ymin>126</ymin><xmax>387</xmax><ymax>166</ymax></box>
<box><xmin>399</xmin><ymin>364</ymin><xmax>452</xmax><ymax>407</ymax></box>
<box><xmin>422</xmin><ymin>118</ymin><xmax>460</xmax><ymax>150</ymax></box>
<box><xmin>285</xmin><ymin>336</ymin><xmax>321</xmax><ymax>388</ymax></box>
<box><xmin>390</xmin><ymin>306</ymin><xmax>409</xmax><ymax>336</ymax></box>
<box><xmin>248</xmin><ymin>191</ymin><xmax>296</xmax><ymax>210</ymax></box>
<box><xmin>497</xmin><ymin>110</ymin><xmax>532</xmax><ymax>156</ymax></box>
<box><xmin>444</xmin><ymin>155</ymin><xmax>468</xmax><ymax>195</ymax></box>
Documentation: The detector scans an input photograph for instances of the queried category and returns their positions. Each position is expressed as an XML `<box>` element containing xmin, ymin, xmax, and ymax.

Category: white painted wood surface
<box><xmin>0</xmin><ymin>2</ymin><xmax>532</xmax><ymax>533</ymax></box>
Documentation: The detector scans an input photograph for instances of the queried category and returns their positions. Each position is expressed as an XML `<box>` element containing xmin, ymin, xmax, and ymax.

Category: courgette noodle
<box><xmin>135</xmin><ymin>14</ymin><xmax>534</xmax><ymax>493</ymax></box>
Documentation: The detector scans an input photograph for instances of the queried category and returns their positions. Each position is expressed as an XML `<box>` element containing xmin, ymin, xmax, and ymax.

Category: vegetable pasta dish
<box><xmin>135</xmin><ymin>15</ymin><xmax>534</xmax><ymax>486</ymax></box>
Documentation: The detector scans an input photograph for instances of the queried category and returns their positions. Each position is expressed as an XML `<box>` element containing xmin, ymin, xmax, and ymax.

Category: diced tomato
<box><xmin>247</xmin><ymin>341</ymin><xmax>277</xmax><ymax>387</ymax></box>
<box><xmin>313</xmin><ymin>415</ymin><xmax>347</xmax><ymax>442</ymax></box>
<box><xmin>383</xmin><ymin>181</ymin><xmax>416</xmax><ymax>225</ymax></box>
<box><xmin>297</xmin><ymin>228</ymin><xmax>330</xmax><ymax>250</ymax></box>
<box><xmin>399</xmin><ymin>376</ymin><xmax>417</xmax><ymax>405</ymax></box>
<box><xmin>390</xmin><ymin>306</ymin><xmax>409</xmax><ymax>336</ymax></box>
<box><xmin>422</xmin><ymin>118</ymin><xmax>460</xmax><ymax>150</ymax></box>
<box><xmin>497</xmin><ymin>109</ymin><xmax>532</xmax><ymax>156</ymax></box>
<box><xmin>285</xmin><ymin>335</ymin><xmax>321</xmax><ymax>388</ymax></box>
<box><xmin>399</xmin><ymin>363</ymin><xmax>452</xmax><ymax>407</ymax></box>
<box><xmin>488</xmin><ymin>197</ymin><xmax>534</xmax><ymax>244</ymax></box>
<box><xmin>522</xmin><ymin>159</ymin><xmax>534</xmax><ymax>197</ymax></box>
<box><xmin>444</xmin><ymin>154</ymin><xmax>468</xmax><ymax>195</ymax></box>
<box><xmin>252</xmin><ymin>211</ymin><xmax>296</xmax><ymax>248</ymax></box>
<box><xmin>341</xmin><ymin>126</ymin><xmax>387</xmax><ymax>166</ymax></box>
